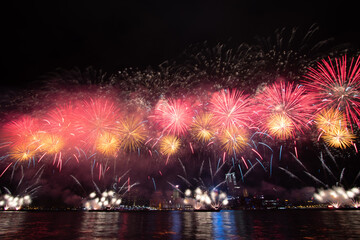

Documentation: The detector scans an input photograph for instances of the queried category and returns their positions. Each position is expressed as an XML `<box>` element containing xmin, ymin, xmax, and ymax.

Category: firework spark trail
<box><xmin>16</xmin><ymin>166</ymin><xmax>24</xmax><ymax>189</ymax></box>
<box><xmin>258</xmin><ymin>142</ymin><xmax>273</xmax><ymax>152</ymax></box>
<box><xmin>167</xmin><ymin>181</ymin><xmax>184</xmax><ymax>195</ymax></box>
<box><xmin>290</xmin><ymin>152</ymin><xmax>308</xmax><ymax>171</ymax></box>
<box><xmin>213</xmin><ymin>180</ymin><xmax>227</xmax><ymax>190</ymax></box>
<box><xmin>278</xmin><ymin>167</ymin><xmax>303</xmax><ymax>183</ymax></box>
<box><xmin>214</xmin><ymin>161</ymin><xmax>226</xmax><ymax>177</ymax></box>
<box><xmin>177</xmin><ymin>175</ymin><xmax>192</xmax><ymax>187</ymax></box>
<box><xmin>238</xmin><ymin>164</ymin><xmax>244</xmax><ymax>182</ymax></box>
<box><xmin>70</xmin><ymin>175</ymin><xmax>86</xmax><ymax>195</ymax></box>
<box><xmin>208</xmin><ymin>159</ymin><xmax>213</xmax><ymax>182</ymax></box>
<box><xmin>241</xmin><ymin>156</ymin><xmax>248</xmax><ymax>169</ymax></box>
<box><xmin>178</xmin><ymin>158</ymin><xmax>187</xmax><ymax>178</ymax></box>
<box><xmin>255</xmin><ymin>158</ymin><xmax>266</xmax><ymax>171</ymax></box>
<box><xmin>339</xmin><ymin>168</ymin><xmax>345</xmax><ymax>184</ymax></box>
<box><xmin>319</xmin><ymin>152</ymin><xmax>337</xmax><ymax>181</ymax></box>
<box><xmin>304</xmin><ymin>171</ymin><xmax>327</xmax><ymax>187</ymax></box>
<box><xmin>152</xmin><ymin>177</ymin><xmax>156</xmax><ymax>191</ymax></box>
<box><xmin>324</xmin><ymin>144</ymin><xmax>338</xmax><ymax>167</ymax></box>
<box><xmin>270</xmin><ymin>154</ymin><xmax>273</xmax><ymax>177</ymax></box>
<box><xmin>0</xmin><ymin>163</ymin><xmax>13</xmax><ymax>178</ymax></box>
<box><xmin>199</xmin><ymin>159</ymin><xmax>205</xmax><ymax>176</ymax></box>
<box><xmin>243</xmin><ymin>162</ymin><xmax>259</xmax><ymax>178</ymax></box>
<box><xmin>251</xmin><ymin>148</ymin><xmax>263</xmax><ymax>160</ymax></box>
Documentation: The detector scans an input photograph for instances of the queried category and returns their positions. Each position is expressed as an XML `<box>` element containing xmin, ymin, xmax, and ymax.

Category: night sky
<box><xmin>2</xmin><ymin>0</ymin><xmax>360</xmax><ymax>89</ymax></box>
<box><xmin>1</xmin><ymin>1</ymin><xmax>360</xmax><ymax>207</ymax></box>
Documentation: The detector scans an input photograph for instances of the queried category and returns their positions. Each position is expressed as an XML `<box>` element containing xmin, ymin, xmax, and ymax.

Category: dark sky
<box><xmin>2</xmin><ymin>0</ymin><xmax>360</xmax><ymax>89</ymax></box>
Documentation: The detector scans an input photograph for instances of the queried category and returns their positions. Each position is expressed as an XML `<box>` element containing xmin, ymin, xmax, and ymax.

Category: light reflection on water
<box><xmin>0</xmin><ymin>210</ymin><xmax>360</xmax><ymax>239</ymax></box>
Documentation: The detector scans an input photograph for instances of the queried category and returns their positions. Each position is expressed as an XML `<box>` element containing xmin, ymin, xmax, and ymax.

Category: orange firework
<box><xmin>191</xmin><ymin>112</ymin><xmax>216</xmax><ymax>142</ymax></box>
<box><xmin>95</xmin><ymin>132</ymin><xmax>120</xmax><ymax>157</ymax></box>
<box><xmin>266</xmin><ymin>113</ymin><xmax>295</xmax><ymax>140</ymax></box>
<box><xmin>159</xmin><ymin>135</ymin><xmax>181</xmax><ymax>157</ymax></box>
<box><xmin>38</xmin><ymin>133</ymin><xmax>65</xmax><ymax>154</ymax></box>
<box><xmin>322</xmin><ymin>127</ymin><xmax>355</xmax><ymax>149</ymax></box>
<box><xmin>9</xmin><ymin>141</ymin><xmax>37</xmax><ymax>162</ymax></box>
<box><xmin>315</xmin><ymin>108</ymin><xmax>345</xmax><ymax>133</ymax></box>
<box><xmin>118</xmin><ymin>115</ymin><xmax>147</xmax><ymax>152</ymax></box>
<box><xmin>218</xmin><ymin>126</ymin><xmax>247</xmax><ymax>154</ymax></box>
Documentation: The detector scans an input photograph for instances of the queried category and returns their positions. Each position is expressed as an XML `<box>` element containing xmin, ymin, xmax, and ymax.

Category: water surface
<box><xmin>0</xmin><ymin>210</ymin><xmax>359</xmax><ymax>239</ymax></box>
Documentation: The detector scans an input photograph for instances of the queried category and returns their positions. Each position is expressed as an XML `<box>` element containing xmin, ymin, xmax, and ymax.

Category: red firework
<box><xmin>42</xmin><ymin>104</ymin><xmax>77</xmax><ymax>138</ymax></box>
<box><xmin>254</xmin><ymin>80</ymin><xmax>316</xmax><ymax>139</ymax></box>
<box><xmin>303</xmin><ymin>55</ymin><xmax>360</xmax><ymax>131</ymax></box>
<box><xmin>210</xmin><ymin>89</ymin><xmax>251</xmax><ymax>128</ymax></box>
<box><xmin>1</xmin><ymin>116</ymin><xmax>42</xmax><ymax>145</ymax></box>
<box><xmin>73</xmin><ymin>98</ymin><xmax>121</xmax><ymax>149</ymax></box>
<box><xmin>154</xmin><ymin>99</ymin><xmax>193</xmax><ymax>136</ymax></box>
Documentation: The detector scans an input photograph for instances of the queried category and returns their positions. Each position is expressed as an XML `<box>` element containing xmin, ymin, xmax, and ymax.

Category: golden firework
<box><xmin>118</xmin><ymin>116</ymin><xmax>147</xmax><ymax>152</ymax></box>
<box><xmin>96</xmin><ymin>132</ymin><xmax>120</xmax><ymax>157</ymax></box>
<box><xmin>315</xmin><ymin>108</ymin><xmax>344</xmax><ymax>133</ymax></box>
<box><xmin>190</xmin><ymin>112</ymin><xmax>216</xmax><ymax>142</ymax></box>
<box><xmin>9</xmin><ymin>141</ymin><xmax>37</xmax><ymax>162</ymax></box>
<box><xmin>267</xmin><ymin>113</ymin><xmax>294</xmax><ymax>140</ymax></box>
<box><xmin>219</xmin><ymin>126</ymin><xmax>247</xmax><ymax>154</ymax></box>
<box><xmin>39</xmin><ymin>133</ymin><xmax>65</xmax><ymax>154</ymax></box>
<box><xmin>159</xmin><ymin>135</ymin><xmax>181</xmax><ymax>157</ymax></box>
<box><xmin>322</xmin><ymin>127</ymin><xmax>355</xmax><ymax>149</ymax></box>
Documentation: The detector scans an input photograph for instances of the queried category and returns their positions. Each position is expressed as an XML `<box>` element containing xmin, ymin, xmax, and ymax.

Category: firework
<box><xmin>322</xmin><ymin>127</ymin><xmax>355</xmax><ymax>149</ymax></box>
<box><xmin>1</xmin><ymin>116</ymin><xmax>42</xmax><ymax>145</ymax></box>
<box><xmin>84</xmin><ymin>190</ymin><xmax>122</xmax><ymax>210</ymax></box>
<box><xmin>314</xmin><ymin>187</ymin><xmax>360</xmax><ymax>208</ymax></box>
<box><xmin>315</xmin><ymin>108</ymin><xmax>345</xmax><ymax>133</ymax></box>
<box><xmin>218</xmin><ymin>126</ymin><xmax>247</xmax><ymax>154</ymax></box>
<box><xmin>154</xmin><ymin>99</ymin><xmax>193</xmax><ymax>135</ymax></box>
<box><xmin>74</xmin><ymin>98</ymin><xmax>121</xmax><ymax>149</ymax></box>
<box><xmin>38</xmin><ymin>133</ymin><xmax>64</xmax><ymax>154</ymax></box>
<box><xmin>118</xmin><ymin>115</ymin><xmax>147</xmax><ymax>152</ymax></box>
<box><xmin>159</xmin><ymin>135</ymin><xmax>181</xmax><ymax>158</ymax></box>
<box><xmin>210</xmin><ymin>89</ymin><xmax>251</xmax><ymax>128</ymax></box>
<box><xmin>0</xmin><ymin>194</ymin><xmax>32</xmax><ymax>210</ymax></box>
<box><xmin>95</xmin><ymin>132</ymin><xmax>120</xmax><ymax>157</ymax></box>
<box><xmin>254</xmin><ymin>80</ymin><xmax>316</xmax><ymax>139</ymax></box>
<box><xmin>9</xmin><ymin>142</ymin><xmax>37</xmax><ymax>162</ymax></box>
<box><xmin>190</xmin><ymin>112</ymin><xmax>216</xmax><ymax>142</ymax></box>
<box><xmin>266</xmin><ymin>113</ymin><xmax>295</xmax><ymax>140</ymax></box>
<box><xmin>304</xmin><ymin>56</ymin><xmax>360</xmax><ymax>130</ymax></box>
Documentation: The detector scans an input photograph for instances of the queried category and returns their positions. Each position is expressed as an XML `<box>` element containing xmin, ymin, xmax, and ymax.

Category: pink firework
<box><xmin>1</xmin><ymin>116</ymin><xmax>42</xmax><ymax>145</ymax></box>
<box><xmin>210</xmin><ymin>89</ymin><xmax>251</xmax><ymax>128</ymax></box>
<box><xmin>74</xmin><ymin>98</ymin><xmax>121</xmax><ymax>149</ymax></box>
<box><xmin>254</xmin><ymin>80</ymin><xmax>316</xmax><ymax>139</ymax></box>
<box><xmin>154</xmin><ymin>99</ymin><xmax>193</xmax><ymax>135</ymax></box>
<box><xmin>304</xmin><ymin>55</ymin><xmax>360</xmax><ymax>131</ymax></box>
<box><xmin>42</xmin><ymin>104</ymin><xmax>77</xmax><ymax>138</ymax></box>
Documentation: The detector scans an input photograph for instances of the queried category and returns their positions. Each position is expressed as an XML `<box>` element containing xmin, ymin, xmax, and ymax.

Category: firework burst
<box><xmin>266</xmin><ymin>113</ymin><xmax>295</xmax><ymax>140</ymax></box>
<box><xmin>210</xmin><ymin>89</ymin><xmax>251</xmax><ymax>129</ymax></box>
<box><xmin>254</xmin><ymin>80</ymin><xmax>316</xmax><ymax>139</ymax></box>
<box><xmin>218</xmin><ymin>126</ymin><xmax>247</xmax><ymax>154</ymax></box>
<box><xmin>74</xmin><ymin>98</ymin><xmax>121</xmax><ymax>149</ymax></box>
<box><xmin>190</xmin><ymin>112</ymin><xmax>216</xmax><ymax>142</ymax></box>
<box><xmin>159</xmin><ymin>135</ymin><xmax>181</xmax><ymax>159</ymax></box>
<box><xmin>315</xmin><ymin>108</ymin><xmax>345</xmax><ymax>133</ymax></box>
<box><xmin>154</xmin><ymin>99</ymin><xmax>193</xmax><ymax>136</ymax></box>
<box><xmin>304</xmin><ymin>55</ymin><xmax>360</xmax><ymax>131</ymax></box>
<box><xmin>95</xmin><ymin>132</ymin><xmax>120</xmax><ymax>157</ymax></box>
<box><xmin>322</xmin><ymin>127</ymin><xmax>355</xmax><ymax>149</ymax></box>
<box><xmin>118</xmin><ymin>115</ymin><xmax>147</xmax><ymax>152</ymax></box>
